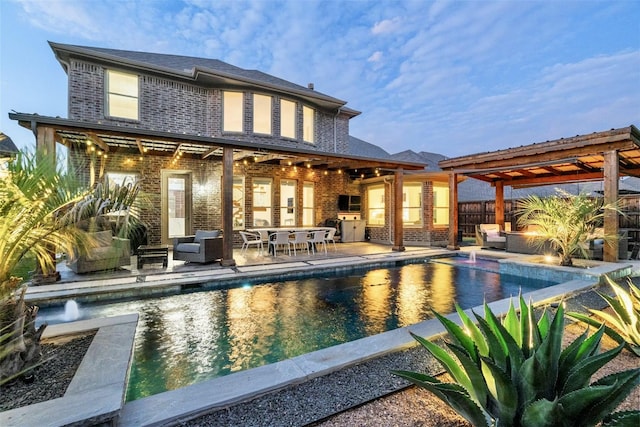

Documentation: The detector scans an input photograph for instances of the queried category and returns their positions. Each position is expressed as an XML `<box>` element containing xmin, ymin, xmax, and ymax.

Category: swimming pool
<box><xmin>37</xmin><ymin>257</ymin><xmax>556</xmax><ymax>401</ymax></box>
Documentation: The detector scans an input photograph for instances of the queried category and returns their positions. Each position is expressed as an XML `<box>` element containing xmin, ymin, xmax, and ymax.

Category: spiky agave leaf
<box><xmin>601</xmin><ymin>410</ymin><xmax>640</xmax><ymax>427</ymax></box>
<box><xmin>433</xmin><ymin>310</ymin><xmax>479</xmax><ymax>363</ymax></box>
<box><xmin>446</xmin><ymin>343</ymin><xmax>489</xmax><ymax>408</ymax></box>
<box><xmin>553</xmin><ymin>369</ymin><xmax>640</xmax><ymax>427</ymax></box>
<box><xmin>479</xmin><ymin>356</ymin><xmax>518</xmax><ymax>424</ymax></box>
<box><xmin>561</xmin><ymin>332</ymin><xmax>623</xmax><ymax>395</ymax></box>
<box><xmin>390</xmin><ymin>370</ymin><xmax>490</xmax><ymax>427</ymax></box>
<box><xmin>408</xmin><ymin>332</ymin><xmax>473</xmax><ymax>394</ymax></box>
<box><xmin>456</xmin><ymin>304</ymin><xmax>489</xmax><ymax>357</ymax></box>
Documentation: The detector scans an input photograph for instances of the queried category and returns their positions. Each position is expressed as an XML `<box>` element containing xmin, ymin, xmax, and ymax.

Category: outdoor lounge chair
<box><xmin>173</xmin><ymin>230</ymin><xmax>223</xmax><ymax>263</ymax></box>
<box><xmin>67</xmin><ymin>229</ymin><xmax>131</xmax><ymax>273</ymax></box>
<box><xmin>476</xmin><ymin>224</ymin><xmax>506</xmax><ymax>249</ymax></box>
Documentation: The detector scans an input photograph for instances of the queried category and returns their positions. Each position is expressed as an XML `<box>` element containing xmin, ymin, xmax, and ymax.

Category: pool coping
<box><xmin>117</xmin><ymin>260</ymin><xmax>630</xmax><ymax>427</ymax></box>
<box><xmin>24</xmin><ymin>248</ymin><xmax>452</xmax><ymax>306</ymax></box>
<box><xmin>0</xmin><ymin>314</ymin><xmax>138</xmax><ymax>427</ymax></box>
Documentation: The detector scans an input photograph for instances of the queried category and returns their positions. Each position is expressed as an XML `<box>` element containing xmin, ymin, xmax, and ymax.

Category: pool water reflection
<box><xmin>37</xmin><ymin>259</ymin><xmax>554</xmax><ymax>400</ymax></box>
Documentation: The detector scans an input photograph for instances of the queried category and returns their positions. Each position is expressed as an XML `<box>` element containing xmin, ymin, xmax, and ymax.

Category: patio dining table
<box><xmin>246</xmin><ymin>227</ymin><xmax>334</xmax><ymax>255</ymax></box>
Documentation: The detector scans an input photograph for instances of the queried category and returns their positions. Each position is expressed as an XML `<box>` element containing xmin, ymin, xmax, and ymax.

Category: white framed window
<box><xmin>367</xmin><ymin>184</ymin><xmax>385</xmax><ymax>226</ymax></box>
<box><xmin>433</xmin><ymin>183</ymin><xmax>450</xmax><ymax>226</ymax></box>
<box><xmin>403</xmin><ymin>183</ymin><xmax>423</xmax><ymax>226</ymax></box>
<box><xmin>302</xmin><ymin>182</ymin><xmax>314</xmax><ymax>226</ymax></box>
<box><xmin>233</xmin><ymin>176</ymin><xmax>245</xmax><ymax>230</ymax></box>
<box><xmin>280</xmin><ymin>179</ymin><xmax>297</xmax><ymax>226</ymax></box>
<box><xmin>252</xmin><ymin>178</ymin><xmax>272</xmax><ymax>227</ymax></box>
<box><xmin>280</xmin><ymin>99</ymin><xmax>296</xmax><ymax>139</ymax></box>
<box><xmin>303</xmin><ymin>106</ymin><xmax>315</xmax><ymax>143</ymax></box>
<box><xmin>253</xmin><ymin>94</ymin><xmax>272</xmax><ymax>135</ymax></box>
<box><xmin>105</xmin><ymin>69</ymin><xmax>138</xmax><ymax>120</ymax></box>
<box><xmin>223</xmin><ymin>91</ymin><xmax>243</xmax><ymax>132</ymax></box>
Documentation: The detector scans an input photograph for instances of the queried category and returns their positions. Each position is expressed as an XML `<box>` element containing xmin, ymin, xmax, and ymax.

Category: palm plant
<box><xmin>569</xmin><ymin>276</ymin><xmax>640</xmax><ymax>357</ymax></box>
<box><xmin>392</xmin><ymin>297</ymin><xmax>640</xmax><ymax>427</ymax></box>
<box><xmin>0</xmin><ymin>149</ymin><xmax>141</xmax><ymax>384</ymax></box>
<box><xmin>516</xmin><ymin>189</ymin><xmax>619</xmax><ymax>266</ymax></box>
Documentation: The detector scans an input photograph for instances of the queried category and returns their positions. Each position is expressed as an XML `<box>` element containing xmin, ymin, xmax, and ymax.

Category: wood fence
<box><xmin>459</xmin><ymin>196</ymin><xmax>640</xmax><ymax>240</ymax></box>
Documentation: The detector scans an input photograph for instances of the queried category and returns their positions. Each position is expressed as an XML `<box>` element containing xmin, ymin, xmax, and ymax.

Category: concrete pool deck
<box><xmin>12</xmin><ymin>244</ymin><xmax>640</xmax><ymax>426</ymax></box>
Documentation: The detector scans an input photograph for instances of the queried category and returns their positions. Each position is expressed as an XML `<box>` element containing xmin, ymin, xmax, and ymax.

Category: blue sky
<box><xmin>1</xmin><ymin>0</ymin><xmax>638</xmax><ymax>158</ymax></box>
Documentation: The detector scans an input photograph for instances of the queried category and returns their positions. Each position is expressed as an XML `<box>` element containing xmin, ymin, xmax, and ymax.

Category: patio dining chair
<box><xmin>324</xmin><ymin>228</ymin><xmax>337</xmax><ymax>251</ymax></box>
<box><xmin>290</xmin><ymin>231</ymin><xmax>310</xmax><ymax>256</ymax></box>
<box><xmin>239</xmin><ymin>230</ymin><xmax>264</xmax><ymax>254</ymax></box>
<box><xmin>309</xmin><ymin>229</ymin><xmax>327</xmax><ymax>255</ymax></box>
<box><xmin>269</xmin><ymin>231</ymin><xmax>291</xmax><ymax>256</ymax></box>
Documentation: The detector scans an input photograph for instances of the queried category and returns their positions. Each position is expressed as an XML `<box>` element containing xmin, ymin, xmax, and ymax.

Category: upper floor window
<box><xmin>223</xmin><ymin>91</ymin><xmax>243</xmax><ymax>132</ymax></box>
<box><xmin>280</xmin><ymin>99</ymin><xmax>296</xmax><ymax>139</ymax></box>
<box><xmin>105</xmin><ymin>70</ymin><xmax>138</xmax><ymax>120</ymax></box>
<box><xmin>253</xmin><ymin>94</ymin><xmax>272</xmax><ymax>135</ymax></box>
<box><xmin>403</xmin><ymin>183</ymin><xmax>423</xmax><ymax>226</ymax></box>
<box><xmin>367</xmin><ymin>184</ymin><xmax>385</xmax><ymax>226</ymax></box>
<box><xmin>433</xmin><ymin>183</ymin><xmax>449</xmax><ymax>226</ymax></box>
<box><xmin>303</xmin><ymin>106</ymin><xmax>315</xmax><ymax>143</ymax></box>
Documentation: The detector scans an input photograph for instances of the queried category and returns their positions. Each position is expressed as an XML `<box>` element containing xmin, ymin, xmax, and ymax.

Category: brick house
<box><xmin>9</xmin><ymin>42</ymin><xmax>456</xmax><ymax>264</ymax></box>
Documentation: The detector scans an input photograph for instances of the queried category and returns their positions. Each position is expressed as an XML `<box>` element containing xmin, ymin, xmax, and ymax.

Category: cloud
<box><xmin>371</xmin><ymin>17</ymin><xmax>402</xmax><ymax>35</ymax></box>
<box><xmin>367</xmin><ymin>51</ymin><xmax>383</xmax><ymax>63</ymax></box>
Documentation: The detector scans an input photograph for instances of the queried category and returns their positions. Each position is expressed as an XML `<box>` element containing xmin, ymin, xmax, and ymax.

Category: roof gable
<box><xmin>49</xmin><ymin>42</ymin><xmax>359</xmax><ymax>115</ymax></box>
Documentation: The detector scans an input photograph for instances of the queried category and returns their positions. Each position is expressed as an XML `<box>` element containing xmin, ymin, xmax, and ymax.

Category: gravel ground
<box><xmin>0</xmin><ymin>333</ymin><xmax>94</xmax><ymax>411</ymax></box>
<box><xmin>1</xmin><ymin>282</ymin><xmax>637</xmax><ymax>426</ymax></box>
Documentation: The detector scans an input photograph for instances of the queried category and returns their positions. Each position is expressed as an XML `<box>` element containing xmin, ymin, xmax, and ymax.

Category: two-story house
<box><xmin>9</xmin><ymin>42</ymin><xmax>456</xmax><ymax>266</ymax></box>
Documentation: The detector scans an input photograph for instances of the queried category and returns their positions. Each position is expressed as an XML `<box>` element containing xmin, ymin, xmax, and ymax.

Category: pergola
<box><xmin>439</xmin><ymin>125</ymin><xmax>640</xmax><ymax>262</ymax></box>
<box><xmin>10</xmin><ymin>112</ymin><xmax>426</xmax><ymax>265</ymax></box>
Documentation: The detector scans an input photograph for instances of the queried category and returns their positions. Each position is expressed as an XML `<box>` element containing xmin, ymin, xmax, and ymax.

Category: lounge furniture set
<box><xmin>475</xmin><ymin>223</ymin><xmax>630</xmax><ymax>260</ymax></box>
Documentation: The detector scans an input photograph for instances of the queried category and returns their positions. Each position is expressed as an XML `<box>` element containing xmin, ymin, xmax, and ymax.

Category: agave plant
<box><xmin>392</xmin><ymin>297</ymin><xmax>640</xmax><ymax>427</ymax></box>
<box><xmin>516</xmin><ymin>189</ymin><xmax>619</xmax><ymax>266</ymax></box>
<box><xmin>0</xmin><ymin>149</ymin><xmax>141</xmax><ymax>384</ymax></box>
<box><xmin>568</xmin><ymin>277</ymin><xmax>640</xmax><ymax>357</ymax></box>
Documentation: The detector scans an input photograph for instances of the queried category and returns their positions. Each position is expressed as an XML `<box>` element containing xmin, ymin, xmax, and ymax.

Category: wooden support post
<box><xmin>221</xmin><ymin>147</ymin><xmax>236</xmax><ymax>266</ymax></box>
<box><xmin>392</xmin><ymin>168</ymin><xmax>405</xmax><ymax>252</ymax></box>
<box><xmin>33</xmin><ymin>126</ymin><xmax>60</xmax><ymax>284</ymax></box>
<box><xmin>603</xmin><ymin>150</ymin><xmax>619</xmax><ymax>262</ymax></box>
<box><xmin>495</xmin><ymin>181</ymin><xmax>504</xmax><ymax>230</ymax></box>
<box><xmin>447</xmin><ymin>172</ymin><xmax>459</xmax><ymax>250</ymax></box>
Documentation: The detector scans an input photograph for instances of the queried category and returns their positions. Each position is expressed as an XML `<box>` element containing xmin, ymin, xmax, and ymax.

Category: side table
<box><xmin>137</xmin><ymin>245</ymin><xmax>169</xmax><ymax>269</ymax></box>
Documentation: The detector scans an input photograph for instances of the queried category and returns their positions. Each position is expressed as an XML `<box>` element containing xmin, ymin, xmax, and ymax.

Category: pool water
<box><xmin>37</xmin><ymin>258</ymin><xmax>555</xmax><ymax>401</ymax></box>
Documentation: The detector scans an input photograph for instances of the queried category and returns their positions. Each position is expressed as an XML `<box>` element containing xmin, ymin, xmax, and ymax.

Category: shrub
<box><xmin>392</xmin><ymin>297</ymin><xmax>640</xmax><ymax>427</ymax></box>
<box><xmin>568</xmin><ymin>277</ymin><xmax>640</xmax><ymax>357</ymax></box>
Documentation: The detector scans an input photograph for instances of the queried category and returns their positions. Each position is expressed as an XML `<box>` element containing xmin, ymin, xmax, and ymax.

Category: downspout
<box><xmin>334</xmin><ymin>107</ymin><xmax>342</xmax><ymax>153</ymax></box>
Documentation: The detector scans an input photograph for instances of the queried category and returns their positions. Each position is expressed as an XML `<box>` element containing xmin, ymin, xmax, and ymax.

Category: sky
<box><xmin>1</xmin><ymin>0</ymin><xmax>639</xmax><ymax>158</ymax></box>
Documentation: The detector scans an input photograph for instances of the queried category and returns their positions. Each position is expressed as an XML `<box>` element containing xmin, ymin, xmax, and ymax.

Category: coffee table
<box><xmin>137</xmin><ymin>244</ymin><xmax>169</xmax><ymax>269</ymax></box>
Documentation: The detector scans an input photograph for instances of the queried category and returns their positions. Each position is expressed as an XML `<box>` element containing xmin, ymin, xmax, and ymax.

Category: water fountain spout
<box><xmin>63</xmin><ymin>300</ymin><xmax>80</xmax><ymax>321</ymax></box>
<box><xmin>468</xmin><ymin>250</ymin><xmax>477</xmax><ymax>263</ymax></box>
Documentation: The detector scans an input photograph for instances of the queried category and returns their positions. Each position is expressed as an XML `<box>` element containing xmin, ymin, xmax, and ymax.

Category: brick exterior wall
<box><xmin>66</xmin><ymin>57</ymin><xmax>450</xmax><ymax>248</ymax></box>
<box><xmin>68</xmin><ymin>59</ymin><xmax>350</xmax><ymax>154</ymax></box>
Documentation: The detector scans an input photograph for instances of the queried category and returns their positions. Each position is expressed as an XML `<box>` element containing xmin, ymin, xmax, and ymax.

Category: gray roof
<box><xmin>390</xmin><ymin>150</ymin><xmax>447</xmax><ymax>170</ymax></box>
<box><xmin>49</xmin><ymin>42</ymin><xmax>359</xmax><ymax>115</ymax></box>
<box><xmin>0</xmin><ymin>132</ymin><xmax>18</xmax><ymax>156</ymax></box>
<box><xmin>348</xmin><ymin>136</ymin><xmax>391</xmax><ymax>159</ymax></box>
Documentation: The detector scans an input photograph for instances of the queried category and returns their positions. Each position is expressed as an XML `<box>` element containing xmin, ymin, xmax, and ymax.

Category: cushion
<box><xmin>85</xmin><ymin>246</ymin><xmax>119</xmax><ymax>261</ymax></box>
<box><xmin>485</xmin><ymin>230</ymin><xmax>506</xmax><ymax>242</ymax></box>
<box><xmin>91</xmin><ymin>230</ymin><xmax>113</xmax><ymax>247</ymax></box>
<box><xmin>176</xmin><ymin>243</ymin><xmax>201</xmax><ymax>253</ymax></box>
<box><xmin>194</xmin><ymin>230</ymin><xmax>219</xmax><ymax>243</ymax></box>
